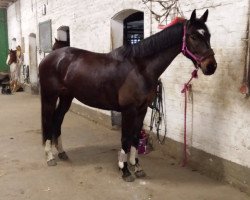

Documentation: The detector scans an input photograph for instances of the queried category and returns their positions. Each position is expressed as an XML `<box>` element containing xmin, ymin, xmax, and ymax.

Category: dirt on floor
<box><xmin>0</xmin><ymin>92</ymin><xmax>249</xmax><ymax>200</ymax></box>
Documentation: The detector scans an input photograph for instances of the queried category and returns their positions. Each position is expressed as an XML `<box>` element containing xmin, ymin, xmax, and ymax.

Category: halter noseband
<box><xmin>182</xmin><ymin>22</ymin><xmax>214</xmax><ymax>65</ymax></box>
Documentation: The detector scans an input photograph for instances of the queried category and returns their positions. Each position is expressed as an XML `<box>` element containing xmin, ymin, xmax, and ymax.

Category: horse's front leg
<box><xmin>119</xmin><ymin>108</ymin><xmax>137</xmax><ymax>182</ymax></box>
<box><xmin>129</xmin><ymin>107</ymin><xmax>147</xmax><ymax>178</ymax></box>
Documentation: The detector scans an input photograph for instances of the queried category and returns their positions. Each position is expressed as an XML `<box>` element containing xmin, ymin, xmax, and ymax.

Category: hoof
<box><xmin>135</xmin><ymin>170</ymin><xmax>146</xmax><ymax>178</ymax></box>
<box><xmin>122</xmin><ymin>174</ymin><xmax>135</xmax><ymax>182</ymax></box>
<box><xmin>47</xmin><ymin>159</ymin><xmax>57</xmax><ymax>166</ymax></box>
<box><xmin>58</xmin><ymin>152</ymin><xmax>69</xmax><ymax>160</ymax></box>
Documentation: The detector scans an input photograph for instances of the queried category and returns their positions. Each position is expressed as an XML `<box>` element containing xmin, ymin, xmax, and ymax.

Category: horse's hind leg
<box><xmin>53</xmin><ymin>96</ymin><xmax>73</xmax><ymax>160</ymax></box>
<box><xmin>41</xmin><ymin>94</ymin><xmax>58</xmax><ymax>166</ymax></box>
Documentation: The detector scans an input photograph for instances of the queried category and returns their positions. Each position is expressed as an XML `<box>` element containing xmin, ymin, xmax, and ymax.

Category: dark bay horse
<box><xmin>39</xmin><ymin>10</ymin><xmax>217</xmax><ymax>182</ymax></box>
<box><xmin>6</xmin><ymin>49</ymin><xmax>17</xmax><ymax>65</ymax></box>
<box><xmin>6</xmin><ymin>49</ymin><xmax>18</xmax><ymax>92</ymax></box>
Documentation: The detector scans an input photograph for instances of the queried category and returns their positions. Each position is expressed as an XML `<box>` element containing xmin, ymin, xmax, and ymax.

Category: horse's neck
<box><xmin>133</xmin><ymin>22</ymin><xmax>183</xmax><ymax>81</ymax></box>
<box><xmin>143</xmin><ymin>43</ymin><xmax>182</xmax><ymax>81</ymax></box>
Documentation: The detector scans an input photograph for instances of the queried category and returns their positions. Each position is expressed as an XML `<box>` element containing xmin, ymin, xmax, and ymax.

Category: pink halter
<box><xmin>158</xmin><ymin>18</ymin><xmax>214</xmax><ymax>65</ymax></box>
<box><xmin>181</xmin><ymin>23</ymin><xmax>214</xmax><ymax>65</ymax></box>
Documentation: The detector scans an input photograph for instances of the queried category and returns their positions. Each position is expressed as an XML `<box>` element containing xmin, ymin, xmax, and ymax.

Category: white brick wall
<box><xmin>7</xmin><ymin>2</ymin><xmax>21</xmax><ymax>49</ymax></box>
<box><xmin>7</xmin><ymin>0</ymin><xmax>250</xmax><ymax>168</ymax></box>
<box><xmin>149</xmin><ymin>0</ymin><xmax>250</xmax><ymax>168</ymax></box>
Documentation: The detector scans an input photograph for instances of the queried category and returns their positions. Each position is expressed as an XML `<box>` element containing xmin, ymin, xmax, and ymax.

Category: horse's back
<box><xmin>39</xmin><ymin>47</ymin><xmax>120</xmax><ymax>102</ymax></box>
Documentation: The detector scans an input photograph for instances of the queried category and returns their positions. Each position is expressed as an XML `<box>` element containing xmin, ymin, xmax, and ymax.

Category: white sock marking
<box><xmin>129</xmin><ymin>146</ymin><xmax>138</xmax><ymax>165</ymax></box>
<box><xmin>118</xmin><ymin>149</ymin><xmax>127</xmax><ymax>169</ymax></box>
<box><xmin>45</xmin><ymin>140</ymin><xmax>54</xmax><ymax>161</ymax></box>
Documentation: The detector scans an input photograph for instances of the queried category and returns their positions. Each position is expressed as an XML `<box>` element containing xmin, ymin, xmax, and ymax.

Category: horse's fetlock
<box><xmin>118</xmin><ymin>149</ymin><xmax>127</xmax><ymax>169</ymax></box>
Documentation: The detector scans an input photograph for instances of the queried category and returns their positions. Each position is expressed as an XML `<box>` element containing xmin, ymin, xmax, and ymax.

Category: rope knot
<box><xmin>181</xmin><ymin>69</ymin><xmax>198</xmax><ymax>94</ymax></box>
<box><xmin>191</xmin><ymin>69</ymin><xmax>198</xmax><ymax>79</ymax></box>
<box><xmin>181</xmin><ymin>84</ymin><xmax>188</xmax><ymax>93</ymax></box>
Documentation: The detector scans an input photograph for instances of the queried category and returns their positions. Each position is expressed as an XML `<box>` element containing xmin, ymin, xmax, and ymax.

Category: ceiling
<box><xmin>0</xmin><ymin>0</ymin><xmax>16</xmax><ymax>8</ymax></box>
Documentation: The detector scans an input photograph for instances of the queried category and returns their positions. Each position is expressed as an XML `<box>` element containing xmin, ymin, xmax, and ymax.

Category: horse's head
<box><xmin>52</xmin><ymin>38</ymin><xmax>70</xmax><ymax>50</ymax></box>
<box><xmin>183</xmin><ymin>9</ymin><xmax>217</xmax><ymax>75</ymax></box>
<box><xmin>6</xmin><ymin>49</ymin><xmax>17</xmax><ymax>65</ymax></box>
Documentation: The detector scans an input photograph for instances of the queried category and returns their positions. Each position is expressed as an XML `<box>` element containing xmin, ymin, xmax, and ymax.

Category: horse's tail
<box><xmin>39</xmin><ymin>63</ymin><xmax>58</xmax><ymax>145</ymax></box>
<box><xmin>40</xmin><ymin>89</ymin><xmax>49</xmax><ymax>145</ymax></box>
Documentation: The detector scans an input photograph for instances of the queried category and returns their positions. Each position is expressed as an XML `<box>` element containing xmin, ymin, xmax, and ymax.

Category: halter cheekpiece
<box><xmin>181</xmin><ymin>22</ymin><xmax>214</xmax><ymax>65</ymax></box>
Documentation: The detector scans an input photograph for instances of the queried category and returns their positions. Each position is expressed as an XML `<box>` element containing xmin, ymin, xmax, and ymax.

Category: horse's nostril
<box><xmin>201</xmin><ymin>63</ymin><xmax>217</xmax><ymax>75</ymax></box>
<box><xmin>205</xmin><ymin>64</ymin><xmax>216</xmax><ymax>75</ymax></box>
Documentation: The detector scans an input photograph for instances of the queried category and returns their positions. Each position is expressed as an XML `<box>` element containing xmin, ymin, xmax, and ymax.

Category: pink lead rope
<box><xmin>180</xmin><ymin>22</ymin><xmax>200</xmax><ymax>167</ymax></box>
<box><xmin>181</xmin><ymin>69</ymin><xmax>198</xmax><ymax>167</ymax></box>
<box><xmin>160</xmin><ymin>18</ymin><xmax>212</xmax><ymax>166</ymax></box>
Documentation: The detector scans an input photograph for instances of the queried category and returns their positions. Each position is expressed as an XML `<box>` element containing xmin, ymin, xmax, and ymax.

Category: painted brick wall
<box><xmin>144</xmin><ymin>0</ymin><xmax>250</xmax><ymax>168</ymax></box>
<box><xmin>7</xmin><ymin>0</ymin><xmax>250</xmax><ymax>168</ymax></box>
<box><xmin>7</xmin><ymin>2</ymin><xmax>21</xmax><ymax>49</ymax></box>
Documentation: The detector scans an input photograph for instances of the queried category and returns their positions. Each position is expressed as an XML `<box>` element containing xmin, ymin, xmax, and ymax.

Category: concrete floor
<box><xmin>0</xmin><ymin>92</ymin><xmax>249</xmax><ymax>200</ymax></box>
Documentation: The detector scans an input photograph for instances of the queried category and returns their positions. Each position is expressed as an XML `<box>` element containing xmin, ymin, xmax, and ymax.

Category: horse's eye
<box><xmin>190</xmin><ymin>35</ymin><xmax>197</xmax><ymax>40</ymax></box>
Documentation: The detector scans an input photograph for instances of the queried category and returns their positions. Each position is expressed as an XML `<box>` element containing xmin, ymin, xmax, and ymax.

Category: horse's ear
<box><xmin>190</xmin><ymin>9</ymin><xmax>196</xmax><ymax>23</ymax></box>
<box><xmin>200</xmin><ymin>9</ymin><xmax>209</xmax><ymax>23</ymax></box>
<box><xmin>55</xmin><ymin>38</ymin><xmax>58</xmax><ymax>42</ymax></box>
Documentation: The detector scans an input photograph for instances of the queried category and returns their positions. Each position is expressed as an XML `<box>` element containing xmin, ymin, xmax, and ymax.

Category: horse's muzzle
<box><xmin>202</xmin><ymin>63</ymin><xmax>217</xmax><ymax>75</ymax></box>
<box><xmin>200</xmin><ymin>54</ymin><xmax>217</xmax><ymax>76</ymax></box>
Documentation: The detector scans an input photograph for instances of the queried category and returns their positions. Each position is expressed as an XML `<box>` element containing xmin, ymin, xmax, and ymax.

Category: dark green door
<box><xmin>0</xmin><ymin>9</ymin><xmax>8</xmax><ymax>72</ymax></box>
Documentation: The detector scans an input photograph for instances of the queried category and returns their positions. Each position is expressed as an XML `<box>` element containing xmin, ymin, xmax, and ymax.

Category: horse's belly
<box><xmin>74</xmin><ymin>94</ymin><xmax>121</xmax><ymax>112</ymax></box>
